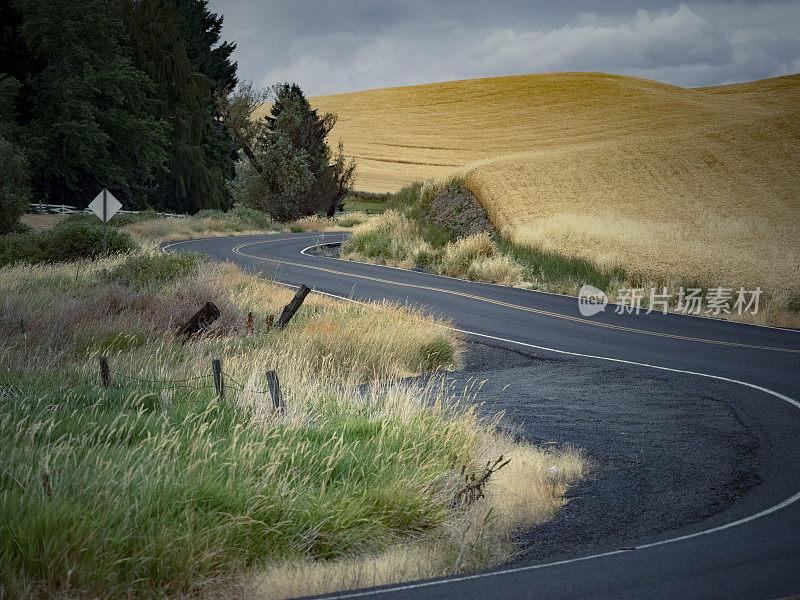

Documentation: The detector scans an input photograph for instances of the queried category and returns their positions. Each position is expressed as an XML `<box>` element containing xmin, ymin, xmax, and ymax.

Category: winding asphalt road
<box><xmin>166</xmin><ymin>231</ymin><xmax>800</xmax><ymax>599</ymax></box>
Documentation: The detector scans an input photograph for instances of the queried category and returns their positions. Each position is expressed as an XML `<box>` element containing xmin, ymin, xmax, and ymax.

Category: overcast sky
<box><xmin>207</xmin><ymin>1</ymin><xmax>800</xmax><ymax>95</ymax></box>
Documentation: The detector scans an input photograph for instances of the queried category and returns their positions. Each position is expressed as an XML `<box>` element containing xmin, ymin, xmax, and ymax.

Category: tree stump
<box><xmin>176</xmin><ymin>302</ymin><xmax>220</xmax><ymax>339</ymax></box>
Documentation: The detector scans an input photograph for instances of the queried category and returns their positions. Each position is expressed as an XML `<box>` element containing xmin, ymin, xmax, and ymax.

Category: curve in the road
<box><xmin>165</xmin><ymin>232</ymin><xmax>800</xmax><ymax>599</ymax></box>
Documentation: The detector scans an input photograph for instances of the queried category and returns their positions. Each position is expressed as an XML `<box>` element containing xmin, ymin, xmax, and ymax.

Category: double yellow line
<box><xmin>232</xmin><ymin>238</ymin><xmax>800</xmax><ymax>355</ymax></box>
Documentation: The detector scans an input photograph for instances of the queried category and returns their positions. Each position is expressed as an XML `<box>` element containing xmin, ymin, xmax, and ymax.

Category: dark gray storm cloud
<box><xmin>207</xmin><ymin>1</ymin><xmax>800</xmax><ymax>94</ymax></box>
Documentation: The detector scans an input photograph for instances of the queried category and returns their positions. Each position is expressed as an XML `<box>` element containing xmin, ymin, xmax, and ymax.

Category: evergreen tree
<box><xmin>174</xmin><ymin>0</ymin><xmax>236</xmax><ymax>91</ymax></box>
<box><xmin>0</xmin><ymin>0</ymin><xmax>42</xmax><ymax>127</ymax></box>
<box><xmin>14</xmin><ymin>0</ymin><xmax>169</xmax><ymax>206</ymax></box>
<box><xmin>222</xmin><ymin>82</ymin><xmax>355</xmax><ymax>220</ymax></box>
<box><xmin>175</xmin><ymin>0</ymin><xmax>239</xmax><ymax>211</ymax></box>
<box><xmin>0</xmin><ymin>74</ymin><xmax>31</xmax><ymax>233</ymax></box>
<box><xmin>121</xmin><ymin>0</ymin><xmax>236</xmax><ymax>212</ymax></box>
<box><xmin>266</xmin><ymin>84</ymin><xmax>355</xmax><ymax>217</ymax></box>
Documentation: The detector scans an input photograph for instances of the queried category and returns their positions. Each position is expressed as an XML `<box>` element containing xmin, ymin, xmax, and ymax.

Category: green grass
<box><xmin>0</xmin><ymin>228</ymin><xmax>585</xmax><ymax>598</ymax></box>
<box><xmin>1</xmin><ymin>371</ymin><xmax>473</xmax><ymax>597</ymax></box>
<box><xmin>342</xmin><ymin>191</ymin><xmax>389</xmax><ymax>214</ymax></box>
<box><xmin>0</xmin><ymin>253</ymin><xmax>480</xmax><ymax>597</ymax></box>
<box><xmin>493</xmin><ymin>235</ymin><xmax>628</xmax><ymax>292</ymax></box>
<box><xmin>105</xmin><ymin>252</ymin><xmax>204</xmax><ymax>289</ymax></box>
<box><xmin>0</xmin><ymin>217</ymin><xmax>137</xmax><ymax>267</ymax></box>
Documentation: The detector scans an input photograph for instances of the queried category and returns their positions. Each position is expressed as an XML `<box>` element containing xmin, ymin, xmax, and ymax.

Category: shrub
<box><xmin>386</xmin><ymin>181</ymin><xmax>423</xmax><ymax>212</ymax></box>
<box><xmin>0</xmin><ymin>219</ymin><xmax>137</xmax><ymax>267</ymax></box>
<box><xmin>438</xmin><ymin>232</ymin><xmax>495</xmax><ymax>275</ymax></box>
<box><xmin>287</xmin><ymin>214</ymin><xmax>337</xmax><ymax>232</ymax></box>
<box><xmin>44</xmin><ymin>219</ymin><xmax>136</xmax><ymax>262</ymax></box>
<box><xmin>437</xmin><ymin>232</ymin><xmax>525</xmax><ymax>285</ymax></box>
<box><xmin>107</xmin><ymin>252</ymin><xmax>204</xmax><ymax>288</ymax></box>
<box><xmin>194</xmin><ymin>209</ymin><xmax>226</xmax><ymax>220</ymax></box>
<box><xmin>342</xmin><ymin>210</ymin><xmax>436</xmax><ymax>265</ymax></box>
<box><xmin>386</xmin><ymin>179</ymin><xmax>486</xmax><ymax>248</ymax></box>
<box><xmin>228</xmin><ymin>206</ymin><xmax>274</xmax><ymax>229</ymax></box>
<box><xmin>336</xmin><ymin>212</ymin><xmax>368</xmax><ymax>228</ymax></box>
<box><xmin>109</xmin><ymin>209</ymin><xmax>160</xmax><ymax>228</ymax></box>
<box><xmin>0</xmin><ymin>232</ymin><xmax>45</xmax><ymax>266</ymax></box>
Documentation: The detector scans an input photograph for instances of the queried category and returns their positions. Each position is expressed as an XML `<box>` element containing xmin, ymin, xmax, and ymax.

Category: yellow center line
<box><xmin>232</xmin><ymin>239</ymin><xmax>800</xmax><ymax>355</ymax></box>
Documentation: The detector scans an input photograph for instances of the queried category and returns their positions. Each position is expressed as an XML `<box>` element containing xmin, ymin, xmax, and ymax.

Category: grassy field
<box><xmin>0</xmin><ymin>246</ymin><xmax>583</xmax><ymax>598</ymax></box>
<box><xmin>275</xmin><ymin>72</ymin><xmax>799</xmax><ymax>323</ymax></box>
<box><xmin>20</xmin><ymin>214</ymin><xmax>67</xmax><ymax>231</ymax></box>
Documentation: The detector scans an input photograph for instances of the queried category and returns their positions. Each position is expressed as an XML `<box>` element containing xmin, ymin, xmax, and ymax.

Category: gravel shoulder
<box><xmin>437</xmin><ymin>339</ymin><xmax>762</xmax><ymax>562</ymax></box>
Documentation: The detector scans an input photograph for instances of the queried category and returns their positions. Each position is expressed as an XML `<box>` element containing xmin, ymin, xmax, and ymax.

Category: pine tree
<box><xmin>13</xmin><ymin>0</ymin><xmax>169</xmax><ymax>206</ymax></box>
<box><xmin>174</xmin><ymin>0</ymin><xmax>236</xmax><ymax>91</ymax></box>
<box><xmin>175</xmin><ymin>0</ymin><xmax>238</xmax><ymax>209</ymax></box>
<box><xmin>121</xmin><ymin>0</ymin><xmax>236</xmax><ymax>212</ymax></box>
<box><xmin>0</xmin><ymin>74</ymin><xmax>31</xmax><ymax>233</ymax></box>
<box><xmin>221</xmin><ymin>82</ymin><xmax>355</xmax><ymax>220</ymax></box>
<box><xmin>266</xmin><ymin>84</ymin><xmax>354</xmax><ymax>217</ymax></box>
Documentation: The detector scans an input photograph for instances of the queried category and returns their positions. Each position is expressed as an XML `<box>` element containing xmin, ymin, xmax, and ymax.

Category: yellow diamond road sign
<box><xmin>88</xmin><ymin>189</ymin><xmax>122</xmax><ymax>223</ymax></box>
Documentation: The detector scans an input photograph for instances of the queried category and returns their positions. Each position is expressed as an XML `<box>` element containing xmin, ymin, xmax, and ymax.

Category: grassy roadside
<box><xmin>0</xmin><ymin>243</ymin><xmax>584</xmax><ymax>598</ymax></box>
<box><xmin>339</xmin><ymin>179</ymin><xmax>800</xmax><ymax>328</ymax></box>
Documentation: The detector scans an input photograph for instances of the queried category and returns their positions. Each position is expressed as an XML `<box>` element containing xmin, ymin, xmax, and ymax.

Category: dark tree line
<box><xmin>0</xmin><ymin>0</ymin><xmax>354</xmax><ymax>232</ymax></box>
<box><xmin>0</xmin><ymin>0</ymin><xmax>237</xmax><ymax>219</ymax></box>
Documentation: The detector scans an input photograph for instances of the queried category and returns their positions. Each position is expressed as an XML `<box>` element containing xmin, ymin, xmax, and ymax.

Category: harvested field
<box><xmin>287</xmin><ymin>72</ymin><xmax>799</xmax><ymax>296</ymax></box>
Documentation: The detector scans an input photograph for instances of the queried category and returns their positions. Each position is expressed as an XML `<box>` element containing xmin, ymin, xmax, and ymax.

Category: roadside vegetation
<box><xmin>0</xmin><ymin>239</ymin><xmax>584</xmax><ymax>598</ymax></box>
<box><xmin>340</xmin><ymin>178</ymin><xmax>800</xmax><ymax>327</ymax></box>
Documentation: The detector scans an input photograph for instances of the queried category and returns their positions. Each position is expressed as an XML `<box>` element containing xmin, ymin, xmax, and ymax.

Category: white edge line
<box><xmin>166</xmin><ymin>234</ymin><xmax>800</xmax><ymax>597</ymax></box>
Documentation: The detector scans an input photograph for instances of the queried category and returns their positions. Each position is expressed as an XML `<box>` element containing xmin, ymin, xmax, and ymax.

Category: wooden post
<box><xmin>277</xmin><ymin>285</ymin><xmax>310</xmax><ymax>329</ymax></box>
<box><xmin>99</xmin><ymin>356</ymin><xmax>110</xmax><ymax>389</ymax></box>
<box><xmin>265</xmin><ymin>370</ymin><xmax>282</xmax><ymax>411</ymax></box>
<box><xmin>212</xmin><ymin>359</ymin><xmax>224</xmax><ymax>399</ymax></box>
<box><xmin>176</xmin><ymin>302</ymin><xmax>220</xmax><ymax>339</ymax></box>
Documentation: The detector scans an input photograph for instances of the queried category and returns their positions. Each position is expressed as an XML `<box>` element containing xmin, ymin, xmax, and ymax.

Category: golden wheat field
<box><xmin>274</xmin><ymin>72</ymin><xmax>799</xmax><ymax>292</ymax></box>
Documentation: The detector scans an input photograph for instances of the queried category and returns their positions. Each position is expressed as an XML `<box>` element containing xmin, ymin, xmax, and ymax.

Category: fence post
<box><xmin>99</xmin><ymin>356</ymin><xmax>111</xmax><ymax>389</ymax></box>
<box><xmin>212</xmin><ymin>358</ymin><xmax>224</xmax><ymax>399</ymax></box>
<box><xmin>265</xmin><ymin>370</ymin><xmax>282</xmax><ymax>411</ymax></box>
<box><xmin>277</xmin><ymin>284</ymin><xmax>310</xmax><ymax>329</ymax></box>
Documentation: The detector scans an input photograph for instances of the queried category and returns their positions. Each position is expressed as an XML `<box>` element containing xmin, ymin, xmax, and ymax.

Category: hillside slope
<box><xmin>305</xmin><ymin>73</ymin><xmax>800</xmax><ymax>291</ymax></box>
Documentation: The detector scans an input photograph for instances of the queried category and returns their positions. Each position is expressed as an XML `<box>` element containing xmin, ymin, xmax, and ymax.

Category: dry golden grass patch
<box><xmin>20</xmin><ymin>213</ymin><xmax>66</xmax><ymax>231</ymax></box>
<box><xmin>281</xmin><ymin>72</ymin><xmax>775</xmax><ymax>194</ymax></box>
<box><xmin>286</xmin><ymin>214</ymin><xmax>345</xmax><ymax>232</ymax></box>
<box><xmin>466</xmin><ymin>106</ymin><xmax>800</xmax><ymax>293</ymax></box>
<box><xmin>438</xmin><ymin>232</ymin><xmax>525</xmax><ymax>286</ymax></box>
<box><xmin>122</xmin><ymin>216</ymin><xmax>274</xmax><ymax>244</ymax></box>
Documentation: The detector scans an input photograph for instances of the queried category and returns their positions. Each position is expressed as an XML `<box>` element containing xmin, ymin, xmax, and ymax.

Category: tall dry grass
<box><xmin>122</xmin><ymin>215</ymin><xmax>275</xmax><ymax>245</ymax></box>
<box><xmin>248</xmin><ymin>436</ymin><xmax>584</xmax><ymax>600</ymax></box>
<box><xmin>0</xmin><ymin>253</ymin><xmax>584</xmax><ymax>598</ymax></box>
<box><xmin>340</xmin><ymin>210</ymin><xmax>437</xmax><ymax>269</ymax></box>
<box><xmin>437</xmin><ymin>232</ymin><xmax>525</xmax><ymax>286</ymax></box>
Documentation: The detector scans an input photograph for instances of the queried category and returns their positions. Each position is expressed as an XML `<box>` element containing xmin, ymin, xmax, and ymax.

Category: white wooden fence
<box><xmin>29</xmin><ymin>202</ymin><xmax>187</xmax><ymax>219</ymax></box>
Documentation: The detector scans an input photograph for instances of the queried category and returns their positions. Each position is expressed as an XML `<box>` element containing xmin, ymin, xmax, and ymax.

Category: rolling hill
<box><xmin>299</xmin><ymin>72</ymin><xmax>800</xmax><ymax>292</ymax></box>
